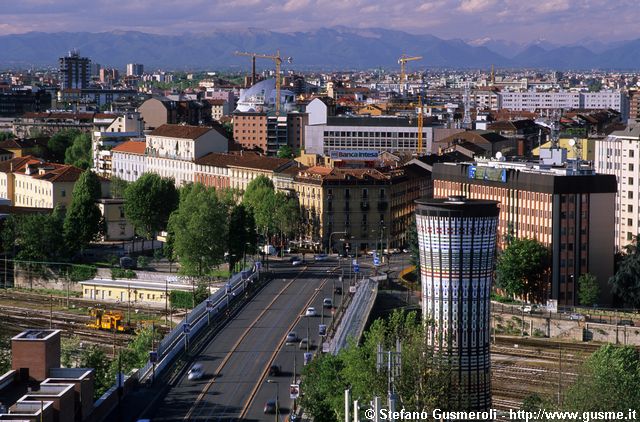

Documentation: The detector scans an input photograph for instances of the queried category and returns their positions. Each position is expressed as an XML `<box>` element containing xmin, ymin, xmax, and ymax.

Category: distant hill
<box><xmin>0</xmin><ymin>28</ymin><xmax>639</xmax><ymax>70</ymax></box>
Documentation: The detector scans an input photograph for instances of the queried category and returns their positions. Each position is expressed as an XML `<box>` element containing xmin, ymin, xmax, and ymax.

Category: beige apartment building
<box><xmin>0</xmin><ymin>156</ymin><xmax>109</xmax><ymax>209</ymax></box>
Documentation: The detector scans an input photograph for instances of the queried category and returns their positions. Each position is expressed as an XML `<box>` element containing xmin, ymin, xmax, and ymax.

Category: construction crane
<box><xmin>234</xmin><ymin>50</ymin><xmax>292</xmax><ymax>115</ymax></box>
<box><xmin>398</xmin><ymin>54</ymin><xmax>422</xmax><ymax>94</ymax></box>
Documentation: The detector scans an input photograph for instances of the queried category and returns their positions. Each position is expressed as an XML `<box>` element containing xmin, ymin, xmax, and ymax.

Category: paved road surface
<box><xmin>149</xmin><ymin>258</ymin><xmax>346</xmax><ymax>421</ymax></box>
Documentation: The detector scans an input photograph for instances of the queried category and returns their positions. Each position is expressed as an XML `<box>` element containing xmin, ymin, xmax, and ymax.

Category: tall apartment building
<box><xmin>497</xmin><ymin>90</ymin><xmax>628</xmax><ymax>118</ymax></box>
<box><xmin>416</xmin><ymin>197</ymin><xmax>499</xmax><ymax>411</ymax></box>
<box><xmin>233</xmin><ymin>111</ymin><xmax>306</xmax><ymax>155</ymax></box>
<box><xmin>92</xmin><ymin>112</ymin><xmax>145</xmax><ymax>177</ymax></box>
<box><xmin>433</xmin><ymin>161</ymin><xmax>616</xmax><ymax>305</ymax></box>
<box><xmin>58</xmin><ymin>50</ymin><xmax>90</xmax><ymax>90</ymax></box>
<box><xmin>126</xmin><ymin>63</ymin><xmax>144</xmax><ymax>77</ymax></box>
<box><xmin>595</xmin><ymin>125</ymin><xmax>640</xmax><ymax>251</ymax></box>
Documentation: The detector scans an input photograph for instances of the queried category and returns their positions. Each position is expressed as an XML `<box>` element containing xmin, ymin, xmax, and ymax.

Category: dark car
<box><xmin>264</xmin><ymin>399</ymin><xmax>279</xmax><ymax>414</ymax></box>
<box><xmin>268</xmin><ymin>364</ymin><xmax>281</xmax><ymax>376</ymax></box>
<box><xmin>334</xmin><ymin>286</ymin><xmax>343</xmax><ymax>295</ymax></box>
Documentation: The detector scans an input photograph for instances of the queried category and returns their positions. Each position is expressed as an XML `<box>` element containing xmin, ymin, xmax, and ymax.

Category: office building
<box><xmin>58</xmin><ymin>50</ymin><xmax>90</xmax><ymax>90</ymax></box>
<box><xmin>415</xmin><ymin>196</ymin><xmax>499</xmax><ymax>411</ymax></box>
<box><xmin>126</xmin><ymin>63</ymin><xmax>144</xmax><ymax>77</ymax></box>
<box><xmin>433</xmin><ymin>160</ymin><xmax>616</xmax><ymax>305</ymax></box>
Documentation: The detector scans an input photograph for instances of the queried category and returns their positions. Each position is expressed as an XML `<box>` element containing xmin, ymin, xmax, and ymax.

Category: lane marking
<box><xmin>238</xmin><ymin>264</ymin><xmax>340</xmax><ymax>419</ymax></box>
<box><xmin>183</xmin><ymin>269</ymin><xmax>305</xmax><ymax>420</ymax></box>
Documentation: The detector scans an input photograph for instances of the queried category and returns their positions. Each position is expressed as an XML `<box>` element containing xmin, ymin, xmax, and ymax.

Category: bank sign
<box><xmin>329</xmin><ymin>150</ymin><xmax>380</xmax><ymax>160</ymax></box>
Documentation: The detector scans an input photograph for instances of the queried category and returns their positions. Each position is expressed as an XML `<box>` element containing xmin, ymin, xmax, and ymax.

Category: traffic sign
<box><xmin>255</xmin><ymin>261</ymin><xmax>262</xmax><ymax>270</ymax></box>
<box><xmin>182</xmin><ymin>323</ymin><xmax>191</xmax><ymax>334</ymax></box>
<box><xmin>303</xmin><ymin>352</ymin><xmax>313</xmax><ymax>365</ymax></box>
<box><xmin>322</xmin><ymin>342</ymin><xmax>330</xmax><ymax>353</ymax></box>
<box><xmin>206</xmin><ymin>299</ymin><xmax>214</xmax><ymax>311</ymax></box>
<box><xmin>290</xmin><ymin>384</ymin><xmax>300</xmax><ymax>399</ymax></box>
<box><xmin>373</xmin><ymin>256</ymin><xmax>380</xmax><ymax>266</ymax></box>
<box><xmin>318</xmin><ymin>324</ymin><xmax>327</xmax><ymax>336</ymax></box>
<box><xmin>352</xmin><ymin>259</ymin><xmax>357</xmax><ymax>265</ymax></box>
<box><xmin>353</xmin><ymin>264</ymin><xmax>360</xmax><ymax>273</ymax></box>
<box><xmin>149</xmin><ymin>351</ymin><xmax>158</xmax><ymax>363</ymax></box>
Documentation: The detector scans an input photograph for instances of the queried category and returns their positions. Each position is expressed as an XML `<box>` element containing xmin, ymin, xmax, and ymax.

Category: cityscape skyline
<box><xmin>1</xmin><ymin>0</ymin><xmax>639</xmax><ymax>44</ymax></box>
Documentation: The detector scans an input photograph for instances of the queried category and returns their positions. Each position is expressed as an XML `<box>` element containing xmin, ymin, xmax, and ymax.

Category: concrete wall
<box><xmin>14</xmin><ymin>269</ymin><xmax>83</xmax><ymax>292</ymax></box>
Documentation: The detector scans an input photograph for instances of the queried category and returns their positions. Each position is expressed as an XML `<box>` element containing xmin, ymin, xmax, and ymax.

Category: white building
<box><xmin>126</xmin><ymin>63</ymin><xmax>144</xmax><ymax>77</ymax></box>
<box><xmin>497</xmin><ymin>90</ymin><xmax>628</xmax><ymax>117</ymax></box>
<box><xmin>595</xmin><ymin>124</ymin><xmax>640</xmax><ymax>250</ymax></box>
<box><xmin>92</xmin><ymin>112</ymin><xmax>145</xmax><ymax>177</ymax></box>
<box><xmin>304</xmin><ymin>98</ymin><xmax>435</xmax><ymax>155</ymax></box>
<box><xmin>145</xmin><ymin>124</ymin><xmax>228</xmax><ymax>186</ymax></box>
<box><xmin>111</xmin><ymin>141</ymin><xmax>147</xmax><ymax>182</ymax></box>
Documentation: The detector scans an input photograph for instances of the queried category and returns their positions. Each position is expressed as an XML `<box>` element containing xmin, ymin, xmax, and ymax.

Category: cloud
<box><xmin>457</xmin><ymin>0</ymin><xmax>497</xmax><ymax>13</ymax></box>
<box><xmin>0</xmin><ymin>0</ymin><xmax>639</xmax><ymax>44</ymax></box>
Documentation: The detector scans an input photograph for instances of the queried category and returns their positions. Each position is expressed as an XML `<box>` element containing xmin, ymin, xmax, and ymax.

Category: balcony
<box><xmin>360</xmin><ymin>201</ymin><xmax>369</xmax><ymax>211</ymax></box>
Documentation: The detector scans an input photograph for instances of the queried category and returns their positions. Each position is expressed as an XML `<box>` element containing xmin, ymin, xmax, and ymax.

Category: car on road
<box><xmin>290</xmin><ymin>256</ymin><xmax>303</xmax><ymax>266</ymax></box>
<box><xmin>318</xmin><ymin>324</ymin><xmax>327</xmax><ymax>336</ymax></box>
<box><xmin>285</xmin><ymin>331</ymin><xmax>299</xmax><ymax>345</ymax></box>
<box><xmin>521</xmin><ymin>305</ymin><xmax>532</xmax><ymax>313</ymax></box>
<box><xmin>264</xmin><ymin>399</ymin><xmax>279</xmax><ymax>414</ymax></box>
<box><xmin>323</xmin><ymin>298</ymin><xmax>333</xmax><ymax>308</ymax></box>
<box><xmin>268</xmin><ymin>364</ymin><xmax>281</xmax><ymax>376</ymax></box>
<box><xmin>305</xmin><ymin>307</ymin><xmax>317</xmax><ymax>317</ymax></box>
<box><xmin>299</xmin><ymin>337</ymin><xmax>314</xmax><ymax>350</ymax></box>
<box><xmin>334</xmin><ymin>286</ymin><xmax>342</xmax><ymax>295</ymax></box>
<box><xmin>187</xmin><ymin>363</ymin><xmax>204</xmax><ymax>381</ymax></box>
<box><xmin>569</xmin><ymin>313</ymin><xmax>584</xmax><ymax>321</ymax></box>
<box><xmin>314</xmin><ymin>254</ymin><xmax>329</xmax><ymax>261</ymax></box>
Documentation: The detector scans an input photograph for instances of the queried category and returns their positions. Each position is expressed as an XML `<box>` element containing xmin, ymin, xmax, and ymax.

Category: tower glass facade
<box><xmin>415</xmin><ymin>196</ymin><xmax>499</xmax><ymax>411</ymax></box>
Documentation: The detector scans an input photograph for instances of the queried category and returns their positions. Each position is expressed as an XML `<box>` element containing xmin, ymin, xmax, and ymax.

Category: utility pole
<box><xmin>377</xmin><ymin>340</ymin><xmax>402</xmax><ymax>420</ymax></box>
<box><xmin>49</xmin><ymin>294</ymin><xmax>53</xmax><ymax>329</ymax></box>
<box><xmin>558</xmin><ymin>347</ymin><xmax>563</xmax><ymax>406</ymax></box>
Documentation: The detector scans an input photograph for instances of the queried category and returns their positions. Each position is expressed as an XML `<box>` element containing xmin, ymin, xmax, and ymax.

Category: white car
<box><xmin>305</xmin><ymin>307</ymin><xmax>317</xmax><ymax>317</ymax></box>
<box><xmin>187</xmin><ymin>363</ymin><xmax>204</xmax><ymax>381</ymax></box>
<box><xmin>291</xmin><ymin>257</ymin><xmax>303</xmax><ymax>266</ymax></box>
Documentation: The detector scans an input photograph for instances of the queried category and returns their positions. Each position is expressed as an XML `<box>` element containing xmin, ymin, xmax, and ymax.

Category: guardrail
<box><xmin>135</xmin><ymin>263</ymin><xmax>260</xmax><ymax>383</ymax></box>
<box><xmin>329</xmin><ymin>278</ymin><xmax>378</xmax><ymax>355</ymax></box>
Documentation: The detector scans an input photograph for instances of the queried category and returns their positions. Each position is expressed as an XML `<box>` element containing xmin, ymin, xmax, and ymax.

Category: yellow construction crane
<box><xmin>234</xmin><ymin>50</ymin><xmax>292</xmax><ymax>115</ymax></box>
<box><xmin>398</xmin><ymin>54</ymin><xmax>422</xmax><ymax>89</ymax></box>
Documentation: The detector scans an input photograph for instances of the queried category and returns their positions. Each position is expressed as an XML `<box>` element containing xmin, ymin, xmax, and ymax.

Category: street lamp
<box><xmin>266</xmin><ymin>379</ymin><xmax>280</xmax><ymax>421</ymax></box>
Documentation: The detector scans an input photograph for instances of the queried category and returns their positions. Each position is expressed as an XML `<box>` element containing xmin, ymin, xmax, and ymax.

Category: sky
<box><xmin>0</xmin><ymin>0</ymin><xmax>638</xmax><ymax>44</ymax></box>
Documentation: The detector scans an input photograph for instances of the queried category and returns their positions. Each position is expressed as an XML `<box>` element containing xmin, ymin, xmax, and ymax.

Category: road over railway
<box><xmin>149</xmin><ymin>257</ymin><xmax>353</xmax><ymax>421</ymax></box>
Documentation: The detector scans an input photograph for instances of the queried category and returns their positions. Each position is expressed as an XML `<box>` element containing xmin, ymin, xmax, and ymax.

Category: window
<box><xmin>629</xmin><ymin>218</ymin><xmax>633</xmax><ymax>227</ymax></box>
<box><xmin>630</xmin><ymin>177</ymin><xmax>634</xmax><ymax>186</ymax></box>
<box><xmin>630</xmin><ymin>163</ymin><xmax>635</xmax><ymax>172</ymax></box>
<box><xmin>61</xmin><ymin>189</ymin><xmax>66</xmax><ymax>197</ymax></box>
<box><xmin>630</xmin><ymin>191</ymin><xmax>634</xmax><ymax>200</ymax></box>
<box><xmin>630</xmin><ymin>149</ymin><xmax>635</xmax><ymax>158</ymax></box>
<box><xmin>629</xmin><ymin>204</ymin><xmax>634</xmax><ymax>213</ymax></box>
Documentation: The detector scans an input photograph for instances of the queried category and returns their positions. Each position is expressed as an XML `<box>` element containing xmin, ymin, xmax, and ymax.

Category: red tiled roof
<box><xmin>112</xmin><ymin>141</ymin><xmax>146</xmax><ymax>155</ymax></box>
<box><xmin>195</xmin><ymin>152</ymin><xmax>293</xmax><ymax>172</ymax></box>
<box><xmin>150</xmin><ymin>124</ymin><xmax>214</xmax><ymax>140</ymax></box>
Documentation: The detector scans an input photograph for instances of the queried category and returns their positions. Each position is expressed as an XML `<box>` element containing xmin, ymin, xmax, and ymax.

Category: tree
<box><xmin>4</xmin><ymin>206</ymin><xmax>66</xmax><ymax>263</ymax></box>
<box><xmin>274</xmin><ymin>192</ymin><xmax>300</xmax><ymax>241</ymax></box>
<box><xmin>0</xmin><ymin>133</ymin><xmax>14</xmax><ymax>142</ymax></box>
<box><xmin>227</xmin><ymin>204</ymin><xmax>257</xmax><ymax>272</ymax></box>
<box><xmin>406</xmin><ymin>218</ymin><xmax>420</xmax><ymax>273</ymax></box>
<box><xmin>168</xmin><ymin>183</ymin><xmax>228</xmax><ymax>276</ymax></box>
<box><xmin>578</xmin><ymin>273</ymin><xmax>599</xmax><ymax>306</ymax></box>
<box><xmin>495</xmin><ymin>238</ymin><xmax>550</xmax><ymax>301</ymax></box>
<box><xmin>64</xmin><ymin>132</ymin><xmax>92</xmax><ymax>169</ymax></box>
<box><xmin>78</xmin><ymin>345</ymin><xmax>111</xmax><ymax>399</ymax></box>
<box><xmin>564</xmin><ymin>344</ymin><xmax>640</xmax><ymax>412</ymax></box>
<box><xmin>110</xmin><ymin>176</ymin><xmax>129</xmax><ymax>199</ymax></box>
<box><xmin>609</xmin><ymin>236</ymin><xmax>640</xmax><ymax>307</ymax></box>
<box><xmin>63</xmin><ymin>170</ymin><xmax>103</xmax><ymax>253</ymax></box>
<box><xmin>124</xmin><ymin>173</ymin><xmax>179</xmax><ymax>243</ymax></box>
<box><xmin>243</xmin><ymin>176</ymin><xmax>277</xmax><ymax>238</ymax></box>
<box><xmin>48</xmin><ymin>129</ymin><xmax>80</xmax><ymax>163</ymax></box>
<box><xmin>276</xmin><ymin>145</ymin><xmax>294</xmax><ymax>159</ymax></box>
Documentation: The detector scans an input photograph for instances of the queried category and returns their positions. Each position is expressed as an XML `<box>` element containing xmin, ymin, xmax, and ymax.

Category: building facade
<box><xmin>416</xmin><ymin>197</ymin><xmax>499</xmax><ymax>411</ymax></box>
<box><xmin>594</xmin><ymin>125</ymin><xmax>640</xmax><ymax>251</ymax></box>
<box><xmin>433</xmin><ymin>161</ymin><xmax>616</xmax><ymax>305</ymax></box>
<box><xmin>111</xmin><ymin>141</ymin><xmax>147</xmax><ymax>182</ymax></box>
<box><xmin>59</xmin><ymin>50</ymin><xmax>90</xmax><ymax>90</ymax></box>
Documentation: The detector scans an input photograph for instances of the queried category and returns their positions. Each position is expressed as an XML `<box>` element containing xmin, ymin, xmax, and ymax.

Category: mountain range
<box><xmin>1</xmin><ymin>27</ymin><xmax>639</xmax><ymax>70</ymax></box>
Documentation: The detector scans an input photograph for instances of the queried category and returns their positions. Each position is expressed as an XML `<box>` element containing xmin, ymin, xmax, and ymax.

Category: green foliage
<box><xmin>276</xmin><ymin>145</ymin><xmax>294</xmax><ymax>159</ymax></box>
<box><xmin>169</xmin><ymin>290</ymin><xmax>193</xmax><ymax>309</ymax></box>
<box><xmin>124</xmin><ymin>173</ymin><xmax>178</xmax><ymax>240</ymax></box>
<box><xmin>111</xmin><ymin>268</ymin><xmax>136</xmax><ymax>279</ymax></box>
<box><xmin>136</xmin><ymin>256</ymin><xmax>150</xmax><ymax>269</ymax></box>
<box><xmin>110</xmin><ymin>176</ymin><xmax>129</xmax><ymax>199</ymax></box>
<box><xmin>495</xmin><ymin>238</ymin><xmax>550</xmax><ymax>301</ymax></box>
<box><xmin>64</xmin><ymin>132</ymin><xmax>92</xmax><ymax>169</ymax></box>
<box><xmin>609</xmin><ymin>236</ymin><xmax>640</xmax><ymax>307</ymax></box>
<box><xmin>48</xmin><ymin>129</ymin><xmax>81</xmax><ymax>162</ymax></box>
<box><xmin>63</xmin><ymin>170</ymin><xmax>103</xmax><ymax>253</ymax></box>
<box><xmin>0</xmin><ymin>132</ymin><xmax>14</xmax><ymax>142</ymax></box>
<box><xmin>578</xmin><ymin>273</ymin><xmax>599</xmax><ymax>306</ymax></box>
<box><xmin>300</xmin><ymin>310</ymin><xmax>458</xmax><ymax>420</ymax></box>
<box><xmin>242</xmin><ymin>176</ymin><xmax>277</xmax><ymax>236</ymax></box>
<box><xmin>67</xmin><ymin>264</ymin><xmax>97</xmax><ymax>281</ymax></box>
<box><xmin>274</xmin><ymin>192</ymin><xmax>300</xmax><ymax>239</ymax></box>
<box><xmin>78</xmin><ymin>345</ymin><xmax>112</xmax><ymax>399</ymax></box>
<box><xmin>406</xmin><ymin>218</ymin><xmax>420</xmax><ymax>273</ymax></box>
<box><xmin>0</xmin><ymin>333</ymin><xmax>10</xmax><ymax>375</ymax></box>
<box><xmin>227</xmin><ymin>204</ymin><xmax>257</xmax><ymax>272</ymax></box>
<box><xmin>168</xmin><ymin>183</ymin><xmax>228</xmax><ymax>276</ymax></box>
<box><xmin>564</xmin><ymin>344</ymin><xmax>640</xmax><ymax>412</ymax></box>
<box><xmin>60</xmin><ymin>336</ymin><xmax>80</xmax><ymax>368</ymax></box>
<box><xmin>3</xmin><ymin>207</ymin><xmax>66</xmax><ymax>262</ymax></box>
